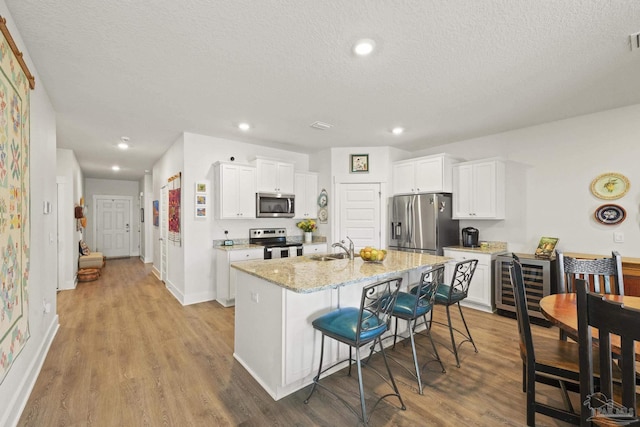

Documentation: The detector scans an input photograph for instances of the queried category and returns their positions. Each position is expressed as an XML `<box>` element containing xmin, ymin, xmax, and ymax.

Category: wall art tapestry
<box><xmin>0</xmin><ymin>16</ymin><xmax>35</xmax><ymax>384</ymax></box>
<box><xmin>152</xmin><ymin>200</ymin><xmax>159</xmax><ymax>227</ymax></box>
<box><xmin>168</xmin><ymin>172</ymin><xmax>181</xmax><ymax>246</ymax></box>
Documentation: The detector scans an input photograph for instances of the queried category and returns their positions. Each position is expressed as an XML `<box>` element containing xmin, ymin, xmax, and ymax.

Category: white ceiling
<box><xmin>6</xmin><ymin>1</ymin><xmax>640</xmax><ymax>180</ymax></box>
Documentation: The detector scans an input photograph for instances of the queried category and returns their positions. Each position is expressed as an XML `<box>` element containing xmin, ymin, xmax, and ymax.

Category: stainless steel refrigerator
<box><xmin>389</xmin><ymin>193</ymin><xmax>459</xmax><ymax>255</ymax></box>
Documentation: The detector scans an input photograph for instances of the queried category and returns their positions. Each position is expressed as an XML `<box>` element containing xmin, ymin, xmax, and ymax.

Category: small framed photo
<box><xmin>195</xmin><ymin>181</ymin><xmax>207</xmax><ymax>194</ymax></box>
<box><xmin>195</xmin><ymin>206</ymin><xmax>207</xmax><ymax>218</ymax></box>
<box><xmin>196</xmin><ymin>195</ymin><xmax>207</xmax><ymax>206</ymax></box>
<box><xmin>350</xmin><ymin>154</ymin><xmax>369</xmax><ymax>173</ymax></box>
<box><xmin>534</xmin><ymin>237</ymin><xmax>559</xmax><ymax>259</ymax></box>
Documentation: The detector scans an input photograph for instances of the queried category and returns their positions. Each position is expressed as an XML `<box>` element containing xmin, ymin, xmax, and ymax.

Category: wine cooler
<box><xmin>494</xmin><ymin>253</ymin><xmax>557</xmax><ymax>321</ymax></box>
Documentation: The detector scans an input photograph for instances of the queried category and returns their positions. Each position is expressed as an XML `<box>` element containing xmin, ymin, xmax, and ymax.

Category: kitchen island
<box><xmin>230</xmin><ymin>250</ymin><xmax>449</xmax><ymax>400</ymax></box>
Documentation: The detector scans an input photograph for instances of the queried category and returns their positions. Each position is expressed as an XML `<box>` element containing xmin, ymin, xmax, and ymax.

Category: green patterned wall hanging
<box><xmin>0</xmin><ymin>16</ymin><xmax>33</xmax><ymax>384</ymax></box>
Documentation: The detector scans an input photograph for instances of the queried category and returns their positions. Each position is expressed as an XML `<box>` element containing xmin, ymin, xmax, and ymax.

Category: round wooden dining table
<box><xmin>539</xmin><ymin>293</ymin><xmax>640</xmax><ymax>360</ymax></box>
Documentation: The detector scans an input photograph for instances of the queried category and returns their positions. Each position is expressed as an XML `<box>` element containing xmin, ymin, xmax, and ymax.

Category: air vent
<box><xmin>310</xmin><ymin>121</ymin><xmax>334</xmax><ymax>130</ymax></box>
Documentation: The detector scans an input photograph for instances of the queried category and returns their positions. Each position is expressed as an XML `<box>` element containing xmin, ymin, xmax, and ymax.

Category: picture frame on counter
<box><xmin>350</xmin><ymin>154</ymin><xmax>369</xmax><ymax>173</ymax></box>
<box><xmin>534</xmin><ymin>237</ymin><xmax>559</xmax><ymax>259</ymax></box>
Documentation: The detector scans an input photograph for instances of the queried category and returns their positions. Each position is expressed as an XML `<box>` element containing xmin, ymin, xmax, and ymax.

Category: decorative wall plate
<box><xmin>594</xmin><ymin>204</ymin><xmax>626</xmax><ymax>225</ymax></box>
<box><xmin>317</xmin><ymin>190</ymin><xmax>328</xmax><ymax>208</ymax></box>
<box><xmin>318</xmin><ymin>207</ymin><xmax>328</xmax><ymax>223</ymax></box>
<box><xmin>590</xmin><ymin>173</ymin><xmax>630</xmax><ymax>200</ymax></box>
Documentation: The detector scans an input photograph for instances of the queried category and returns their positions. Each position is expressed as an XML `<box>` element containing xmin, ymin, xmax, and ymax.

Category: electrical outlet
<box><xmin>613</xmin><ymin>231</ymin><xmax>624</xmax><ymax>243</ymax></box>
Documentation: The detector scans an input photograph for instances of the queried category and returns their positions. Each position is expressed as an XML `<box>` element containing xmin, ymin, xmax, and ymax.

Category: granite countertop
<box><xmin>444</xmin><ymin>243</ymin><xmax>508</xmax><ymax>255</ymax></box>
<box><xmin>216</xmin><ymin>244</ymin><xmax>263</xmax><ymax>252</ymax></box>
<box><xmin>231</xmin><ymin>250</ymin><xmax>450</xmax><ymax>294</ymax></box>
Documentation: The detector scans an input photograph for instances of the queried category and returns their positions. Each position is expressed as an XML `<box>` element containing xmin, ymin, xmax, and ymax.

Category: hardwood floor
<box><xmin>19</xmin><ymin>257</ymin><xmax>576</xmax><ymax>426</ymax></box>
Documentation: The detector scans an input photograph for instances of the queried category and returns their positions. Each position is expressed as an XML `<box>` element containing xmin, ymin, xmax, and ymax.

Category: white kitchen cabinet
<box><xmin>443</xmin><ymin>248</ymin><xmax>499</xmax><ymax>313</ymax></box>
<box><xmin>216</xmin><ymin>247</ymin><xmax>264</xmax><ymax>307</ymax></box>
<box><xmin>302</xmin><ymin>243</ymin><xmax>327</xmax><ymax>255</ymax></box>
<box><xmin>253</xmin><ymin>157</ymin><xmax>295</xmax><ymax>194</ymax></box>
<box><xmin>452</xmin><ymin>158</ymin><xmax>505</xmax><ymax>219</ymax></box>
<box><xmin>392</xmin><ymin>153</ymin><xmax>458</xmax><ymax>195</ymax></box>
<box><xmin>294</xmin><ymin>172</ymin><xmax>318</xmax><ymax>219</ymax></box>
<box><xmin>213</xmin><ymin>162</ymin><xmax>257</xmax><ymax>219</ymax></box>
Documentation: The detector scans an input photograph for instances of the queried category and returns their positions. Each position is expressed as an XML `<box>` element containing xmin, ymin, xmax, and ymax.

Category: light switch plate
<box><xmin>613</xmin><ymin>232</ymin><xmax>624</xmax><ymax>243</ymax></box>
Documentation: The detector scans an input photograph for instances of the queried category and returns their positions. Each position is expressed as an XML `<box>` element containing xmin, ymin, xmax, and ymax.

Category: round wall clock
<box><xmin>590</xmin><ymin>173</ymin><xmax>630</xmax><ymax>200</ymax></box>
<box><xmin>594</xmin><ymin>204</ymin><xmax>626</xmax><ymax>225</ymax></box>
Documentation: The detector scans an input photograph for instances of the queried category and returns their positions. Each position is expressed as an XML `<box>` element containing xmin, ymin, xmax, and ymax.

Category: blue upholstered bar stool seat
<box><xmin>304</xmin><ymin>277</ymin><xmax>405</xmax><ymax>426</ymax></box>
<box><xmin>426</xmin><ymin>258</ymin><xmax>479</xmax><ymax>367</ymax></box>
<box><xmin>386</xmin><ymin>265</ymin><xmax>446</xmax><ymax>394</ymax></box>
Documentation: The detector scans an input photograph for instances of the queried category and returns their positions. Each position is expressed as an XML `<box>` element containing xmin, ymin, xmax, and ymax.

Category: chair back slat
<box><xmin>577</xmin><ymin>279</ymin><xmax>640</xmax><ymax>425</ymax></box>
<box><xmin>508</xmin><ymin>257</ymin><xmax>535</xmax><ymax>364</ymax></box>
<box><xmin>450</xmin><ymin>259</ymin><xmax>478</xmax><ymax>299</ymax></box>
<box><xmin>412</xmin><ymin>264</ymin><xmax>444</xmax><ymax>317</ymax></box>
<box><xmin>357</xmin><ymin>277</ymin><xmax>402</xmax><ymax>345</ymax></box>
<box><xmin>557</xmin><ymin>251</ymin><xmax>624</xmax><ymax>295</ymax></box>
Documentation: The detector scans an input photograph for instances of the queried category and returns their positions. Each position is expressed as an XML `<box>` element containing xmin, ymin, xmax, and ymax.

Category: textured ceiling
<box><xmin>5</xmin><ymin>0</ymin><xmax>640</xmax><ymax>180</ymax></box>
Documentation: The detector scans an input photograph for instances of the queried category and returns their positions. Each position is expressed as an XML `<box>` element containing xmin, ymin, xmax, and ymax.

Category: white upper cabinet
<box><xmin>294</xmin><ymin>172</ymin><xmax>318</xmax><ymax>219</ymax></box>
<box><xmin>392</xmin><ymin>153</ymin><xmax>458</xmax><ymax>195</ymax></box>
<box><xmin>452</xmin><ymin>158</ymin><xmax>505</xmax><ymax>219</ymax></box>
<box><xmin>214</xmin><ymin>161</ymin><xmax>257</xmax><ymax>219</ymax></box>
<box><xmin>253</xmin><ymin>157</ymin><xmax>295</xmax><ymax>194</ymax></box>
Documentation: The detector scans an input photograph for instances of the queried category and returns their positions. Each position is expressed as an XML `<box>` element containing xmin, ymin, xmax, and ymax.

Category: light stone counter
<box><xmin>215</xmin><ymin>243</ymin><xmax>263</xmax><ymax>252</ymax></box>
<box><xmin>231</xmin><ymin>249</ymin><xmax>450</xmax><ymax>293</ymax></box>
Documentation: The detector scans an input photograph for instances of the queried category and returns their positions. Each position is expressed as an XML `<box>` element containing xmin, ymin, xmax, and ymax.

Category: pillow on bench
<box><xmin>79</xmin><ymin>240</ymin><xmax>90</xmax><ymax>255</ymax></box>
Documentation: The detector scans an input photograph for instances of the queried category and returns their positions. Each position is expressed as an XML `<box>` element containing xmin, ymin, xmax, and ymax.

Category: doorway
<box><xmin>95</xmin><ymin>196</ymin><xmax>132</xmax><ymax>258</ymax></box>
<box><xmin>337</xmin><ymin>183</ymin><xmax>382</xmax><ymax>250</ymax></box>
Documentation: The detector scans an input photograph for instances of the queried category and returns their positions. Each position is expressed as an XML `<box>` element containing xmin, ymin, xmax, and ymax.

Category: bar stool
<box><xmin>430</xmin><ymin>258</ymin><xmax>478</xmax><ymax>367</ymax></box>
<box><xmin>304</xmin><ymin>277</ymin><xmax>405</xmax><ymax>426</ymax></box>
<box><xmin>389</xmin><ymin>265</ymin><xmax>447</xmax><ymax>394</ymax></box>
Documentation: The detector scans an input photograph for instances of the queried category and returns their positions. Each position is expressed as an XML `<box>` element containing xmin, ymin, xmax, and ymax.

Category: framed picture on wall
<box><xmin>152</xmin><ymin>200</ymin><xmax>159</xmax><ymax>227</ymax></box>
<box><xmin>195</xmin><ymin>181</ymin><xmax>207</xmax><ymax>194</ymax></box>
<box><xmin>350</xmin><ymin>154</ymin><xmax>369</xmax><ymax>173</ymax></box>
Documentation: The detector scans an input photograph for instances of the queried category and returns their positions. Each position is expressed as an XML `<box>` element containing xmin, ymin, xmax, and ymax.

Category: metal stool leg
<box><xmin>304</xmin><ymin>334</ymin><xmax>325</xmax><ymax>404</ymax></box>
<box><xmin>445</xmin><ymin>304</ymin><xmax>460</xmax><ymax>367</ymax></box>
<box><xmin>420</xmin><ymin>314</ymin><xmax>446</xmax><ymax>373</ymax></box>
<box><xmin>408</xmin><ymin>318</ymin><xmax>423</xmax><ymax>394</ymax></box>
<box><xmin>457</xmin><ymin>302</ymin><xmax>478</xmax><ymax>353</ymax></box>
<box><xmin>355</xmin><ymin>346</ymin><xmax>368</xmax><ymax>425</ymax></box>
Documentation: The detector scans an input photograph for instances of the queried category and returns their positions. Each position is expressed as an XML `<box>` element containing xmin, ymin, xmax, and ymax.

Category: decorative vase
<box><xmin>304</xmin><ymin>232</ymin><xmax>312</xmax><ymax>243</ymax></box>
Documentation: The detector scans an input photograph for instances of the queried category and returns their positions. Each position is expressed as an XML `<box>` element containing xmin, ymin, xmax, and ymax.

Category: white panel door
<box><xmin>96</xmin><ymin>198</ymin><xmax>131</xmax><ymax>258</ymax></box>
<box><xmin>339</xmin><ymin>183</ymin><xmax>381</xmax><ymax>250</ymax></box>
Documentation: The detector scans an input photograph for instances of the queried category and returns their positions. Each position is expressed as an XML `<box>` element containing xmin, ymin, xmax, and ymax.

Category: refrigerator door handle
<box><xmin>407</xmin><ymin>198</ymin><xmax>413</xmax><ymax>244</ymax></box>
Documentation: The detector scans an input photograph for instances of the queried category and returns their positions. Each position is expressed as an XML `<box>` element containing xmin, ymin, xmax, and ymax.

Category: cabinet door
<box><xmin>228</xmin><ymin>249</ymin><xmax>263</xmax><ymax>303</ymax></box>
<box><xmin>414</xmin><ymin>156</ymin><xmax>443</xmax><ymax>193</ymax></box>
<box><xmin>277</xmin><ymin>162</ymin><xmax>295</xmax><ymax>193</ymax></box>
<box><xmin>256</xmin><ymin>159</ymin><xmax>279</xmax><ymax>192</ymax></box>
<box><xmin>392</xmin><ymin>162</ymin><xmax>415</xmax><ymax>195</ymax></box>
<box><xmin>302</xmin><ymin>243</ymin><xmax>327</xmax><ymax>255</ymax></box>
<box><xmin>471</xmin><ymin>161</ymin><xmax>497</xmax><ymax>218</ymax></box>
<box><xmin>238</xmin><ymin>166</ymin><xmax>257</xmax><ymax>218</ymax></box>
<box><xmin>465</xmin><ymin>263</ymin><xmax>490</xmax><ymax>307</ymax></box>
<box><xmin>294</xmin><ymin>172</ymin><xmax>317</xmax><ymax>219</ymax></box>
<box><xmin>220</xmin><ymin>164</ymin><xmax>240</xmax><ymax>218</ymax></box>
<box><xmin>452</xmin><ymin>164</ymin><xmax>474</xmax><ymax>218</ymax></box>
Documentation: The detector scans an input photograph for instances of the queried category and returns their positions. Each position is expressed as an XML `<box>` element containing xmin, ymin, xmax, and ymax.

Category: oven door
<box><xmin>264</xmin><ymin>245</ymin><xmax>302</xmax><ymax>259</ymax></box>
<box><xmin>256</xmin><ymin>193</ymin><xmax>295</xmax><ymax>218</ymax></box>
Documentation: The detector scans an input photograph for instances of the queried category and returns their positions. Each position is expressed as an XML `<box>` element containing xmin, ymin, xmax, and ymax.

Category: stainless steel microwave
<box><xmin>256</xmin><ymin>193</ymin><xmax>295</xmax><ymax>218</ymax></box>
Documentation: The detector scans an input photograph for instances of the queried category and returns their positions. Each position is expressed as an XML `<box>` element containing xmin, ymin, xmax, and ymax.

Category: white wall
<box><xmin>152</xmin><ymin>132</ymin><xmax>312</xmax><ymax>305</ymax></box>
<box><xmin>0</xmin><ymin>3</ymin><xmax>59</xmax><ymax>426</ymax></box>
<box><xmin>56</xmin><ymin>149</ymin><xmax>84</xmax><ymax>290</ymax></box>
<box><xmin>415</xmin><ymin>104</ymin><xmax>640</xmax><ymax>257</ymax></box>
<box><xmin>84</xmin><ymin>178</ymin><xmax>141</xmax><ymax>256</ymax></box>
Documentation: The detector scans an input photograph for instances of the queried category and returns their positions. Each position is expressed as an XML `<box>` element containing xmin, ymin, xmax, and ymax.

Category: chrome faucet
<box><xmin>332</xmin><ymin>237</ymin><xmax>354</xmax><ymax>260</ymax></box>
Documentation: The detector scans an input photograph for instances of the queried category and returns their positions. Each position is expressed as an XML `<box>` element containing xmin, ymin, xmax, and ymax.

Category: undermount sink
<box><xmin>308</xmin><ymin>253</ymin><xmax>351</xmax><ymax>261</ymax></box>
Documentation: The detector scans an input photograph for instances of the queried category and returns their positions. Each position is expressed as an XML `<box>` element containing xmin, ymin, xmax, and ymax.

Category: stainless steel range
<box><xmin>249</xmin><ymin>228</ymin><xmax>303</xmax><ymax>259</ymax></box>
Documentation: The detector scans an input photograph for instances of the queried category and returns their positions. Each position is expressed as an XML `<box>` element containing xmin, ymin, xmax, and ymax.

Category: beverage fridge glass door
<box><xmin>390</xmin><ymin>195</ymin><xmax>411</xmax><ymax>249</ymax></box>
<box><xmin>411</xmin><ymin>194</ymin><xmax>437</xmax><ymax>252</ymax></box>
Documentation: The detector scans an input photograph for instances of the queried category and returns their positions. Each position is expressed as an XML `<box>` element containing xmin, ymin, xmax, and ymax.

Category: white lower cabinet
<box><xmin>216</xmin><ymin>247</ymin><xmax>263</xmax><ymax>307</ymax></box>
<box><xmin>443</xmin><ymin>249</ymin><xmax>499</xmax><ymax>313</ymax></box>
<box><xmin>302</xmin><ymin>243</ymin><xmax>327</xmax><ymax>255</ymax></box>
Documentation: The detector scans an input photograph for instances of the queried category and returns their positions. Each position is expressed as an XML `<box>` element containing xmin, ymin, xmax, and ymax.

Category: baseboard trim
<box><xmin>1</xmin><ymin>315</ymin><xmax>59</xmax><ymax>427</ymax></box>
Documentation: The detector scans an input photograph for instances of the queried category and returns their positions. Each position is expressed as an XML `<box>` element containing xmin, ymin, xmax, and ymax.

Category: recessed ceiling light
<box><xmin>112</xmin><ymin>165</ymin><xmax>120</xmax><ymax>171</ymax></box>
<box><xmin>118</xmin><ymin>142</ymin><xmax>129</xmax><ymax>149</ymax></box>
<box><xmin>238</xmin><ymin>122</ymin><xmax>251</xmax><ymax>131</ymax></box>
<box><xmin>353</xmin><ymin>39</ymin><xmax>376</xmax><ymax>56</ymax></box>
<box><xmin>391</xmin><ymin>127</ymin><xmax>404</xmax><ymax>135</ymax></box>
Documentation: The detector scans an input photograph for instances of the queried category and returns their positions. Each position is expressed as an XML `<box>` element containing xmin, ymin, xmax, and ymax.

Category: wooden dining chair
<box><xmin>576</xmin><ymin>279</ymin><xmax>640</xmax><ymax>426</ymax></box>
<box><xmin>557</xmin><ymin>250</ymin><xmax>624</xmax><ymax>295</ymax></box>
<box><xmin>509</xmin><ymin>256</ymin><xmax>581</xmax><ymax>426</ymax></box>
<box><xmin>556</xmin><ymin>250</ymin><xmax>624</xmax><ymax>341</ymax></box>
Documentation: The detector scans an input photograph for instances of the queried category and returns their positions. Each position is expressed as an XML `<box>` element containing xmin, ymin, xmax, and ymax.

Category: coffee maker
<box><xmin>462</xmin><ymin>227</ymin><xmax>479</xmax><ymax>247</ymax></box>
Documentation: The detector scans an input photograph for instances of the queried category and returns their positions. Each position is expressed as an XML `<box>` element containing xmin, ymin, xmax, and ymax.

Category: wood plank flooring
<box><xmin>19</xmin><ymin>257</ymin><xmax>576</xmax><ymax>426</ymax></box>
